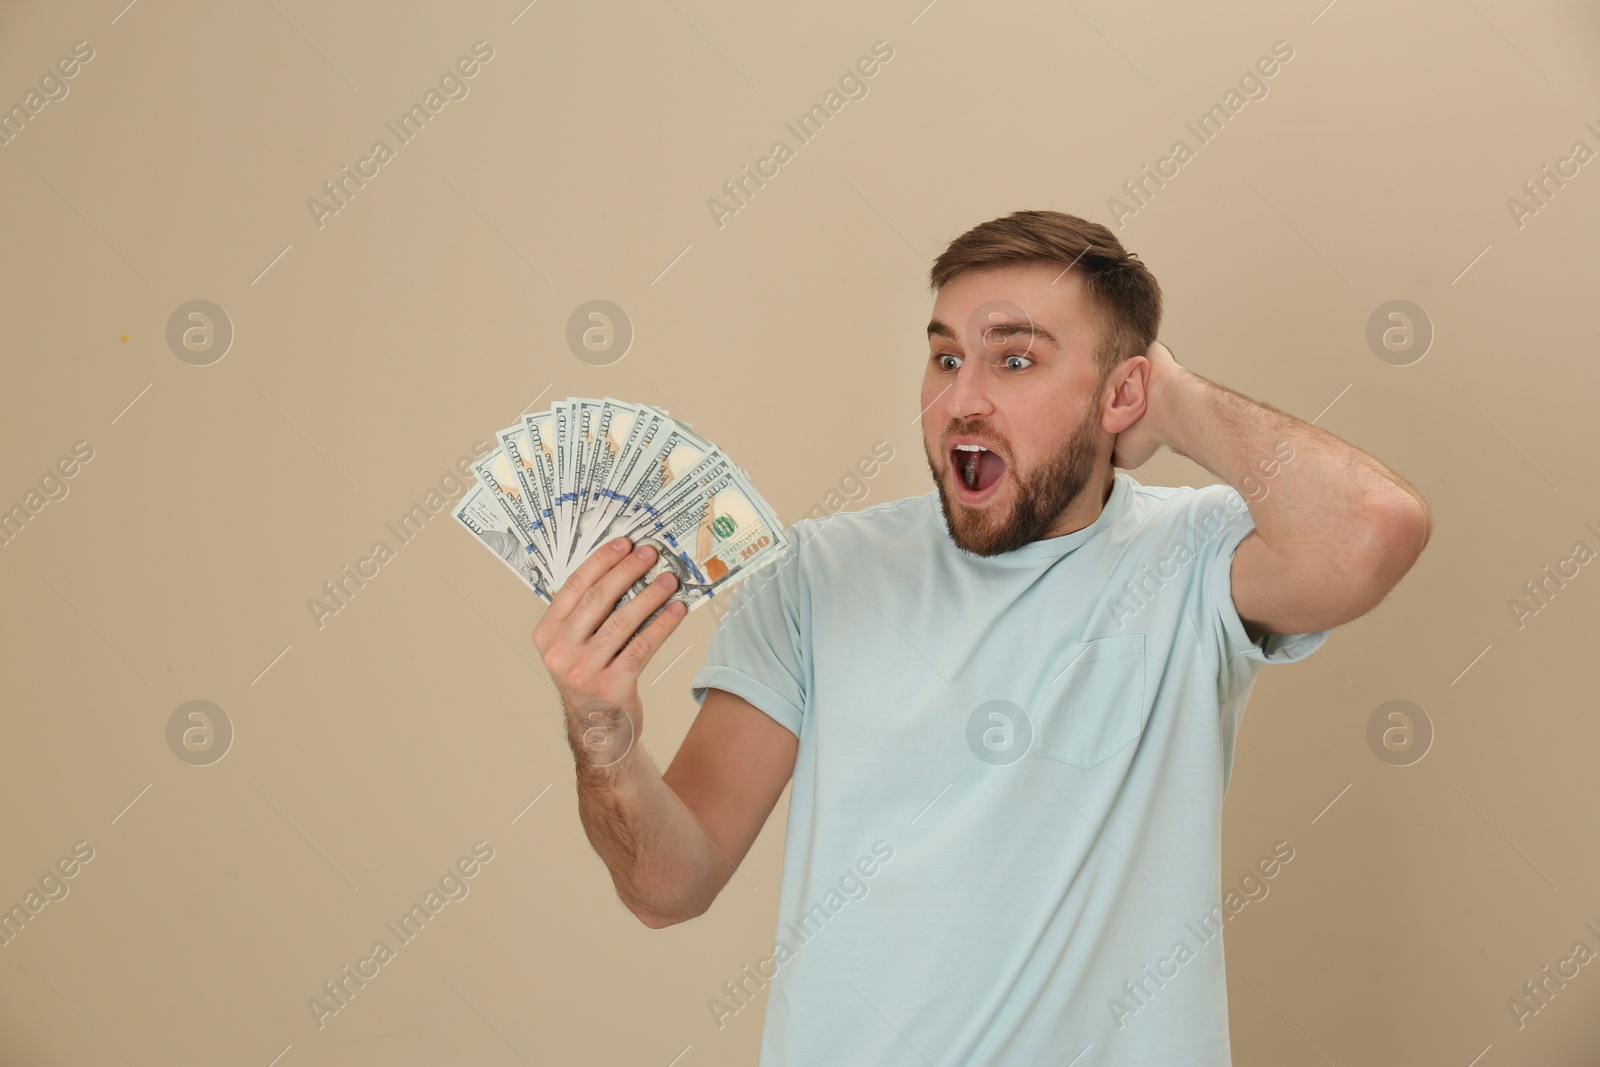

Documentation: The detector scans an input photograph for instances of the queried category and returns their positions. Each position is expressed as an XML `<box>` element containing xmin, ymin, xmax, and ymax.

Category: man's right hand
<box><xmin>532</xmin><ymin>536</ymin><xmax>688</xmax><ymax>767</ymax></box>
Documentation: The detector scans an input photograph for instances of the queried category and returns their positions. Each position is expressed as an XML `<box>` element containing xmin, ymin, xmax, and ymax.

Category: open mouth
<box><xmin>950</xmin><ymin>441</ymin><xmax>1007</xmax><ymax>499</ymax></box>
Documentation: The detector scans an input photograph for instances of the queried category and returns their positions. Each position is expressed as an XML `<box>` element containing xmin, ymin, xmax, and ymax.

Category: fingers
<box><xmin>532</xmin><ymin>535</ymin><xmax>690</xmax><ymax>700</ymax></box>
<box><xmin>539</xmin><ymin>535</ymin><xmax>645</xmax><ymax>638</ymax></box>
<box><xmin>571</xmin><ymin>540</ymin><xmax>673</xmax><ymax>640</ymax></box>
<box><xmin>584</xmin><ymin>568</ymin><xmax>681</xmax><ymax>672</ymax></box>
<box><xmin>611</xmin><ymin>589</ymin><xmax>690</xmax><ymax>675</ymax></box>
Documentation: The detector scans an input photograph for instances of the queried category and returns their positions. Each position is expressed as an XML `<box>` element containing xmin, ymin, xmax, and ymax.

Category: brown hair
<box><xmin>929</xmin><ymin>209</ymin><xmax>1162</xmax><ymax>383</ymax></box>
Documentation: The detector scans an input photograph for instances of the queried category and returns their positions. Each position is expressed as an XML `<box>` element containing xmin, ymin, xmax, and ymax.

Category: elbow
<box><xmin>1371</xmin><ymin>492</ymin><xmax>1432</xmax><ymax>571</ymax></box>
<box><xmin>628</xmin><ymin>896</ymin><xmax>708</xmax><ymax>930</ymax></box>
<box><xmin>631</xmin><ymin>906</ymin><xmax>699</xmax><ymax>930</ymax></box>
<box><xmin>1348</xmin><ymin>492</ymin><xmax>1430</xmax><ymax>607</ymax></box>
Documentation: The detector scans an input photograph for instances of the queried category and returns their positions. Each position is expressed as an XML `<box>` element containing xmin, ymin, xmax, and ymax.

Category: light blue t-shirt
<box><xmin>690</xmin><ymin>471</ymin><xmax>1331</xmax><ymax>1066</ymax></box>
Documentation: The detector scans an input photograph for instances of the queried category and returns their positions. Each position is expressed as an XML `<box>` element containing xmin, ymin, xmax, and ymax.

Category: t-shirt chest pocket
<box><xmin>1031</xmin><ymin>633</ymin><xmax>1147</xmax><ymax>768</ymax></box>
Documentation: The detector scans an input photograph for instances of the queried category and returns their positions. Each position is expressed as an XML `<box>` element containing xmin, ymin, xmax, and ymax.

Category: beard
<box><xmin>924</xmin><ymin>406</ymin><xmax>1105</xmax><ymax>558</ymax></box>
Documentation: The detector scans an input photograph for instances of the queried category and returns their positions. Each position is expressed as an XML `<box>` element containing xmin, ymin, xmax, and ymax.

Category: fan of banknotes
<box><xmin>453</xmin><ymin>396</ymin><xmax>790</xmax><ymax>624</ymax></box>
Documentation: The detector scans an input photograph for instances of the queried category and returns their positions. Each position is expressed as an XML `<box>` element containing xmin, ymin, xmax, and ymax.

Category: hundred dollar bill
<box><xmin>498</xmin><ymin>420</ymin><xmax>558</xmax><ymax>570</ymax></box>
<box><xmin>454</xmin><ymin>397</ymin><xmax>785</xmax><ymax>620</ymax></box>
<box><xmin>614</xmin><ymin>465</ymin><xmax>790</xmax><ymax>621</ymax></box>
<box><xmin>569</xmin><ymin>410</ymin><xmax>715</xmax><ymax>564</ymax></box>
<box><xmin>575</xmin><ymin>453</ymin><xmax>728</xmax><ymax>569</ymax></box>
<box><xmin>520</xmin><ymin>410</ymin><xmax>564</xmax><ymax>578</ymax></box>
<box><xmin>472</xmin><ymin>446</ymin><xmax>553</xmax><ymax>576</ymax></box>
<box><xmin>623</xmin><ymin>458</ymin><xmax>762</xmax><ymax>572</ymax></box>
<box><xmin>548</xmin><ymin>398</ymin><xmax>601</xmax><ymax>579</ymax></box>
<box><xmin>650</xmin><ymin>460</ymin><xmax>777</xmax><ymax>555</ymax></box>
<box><xmin>566</xmin><ymin>399</ymin><xmax>601</xmax><ymax>560</ymax></box>
<box><xmin>601</xmin><ymin>447</ymin><xmax>759</xmax><ymax>552</ymax></box>
<box><xmin>574</xmin><ymin>398</ymin><xmax>640</xmax><ymax>555</ymax></box>
<box><xmin>454</xmin><ymin>484</ymin><xmax>553</xmax><ymax>602</ymax></box>
<box><xmin>582</xmin><ymin>405</ymin><xmax>675</xmax><ymax>528</ymax></box>
<box><xmin>569</xmin><ymin>398</ymin><xmax>598</xmax><ymax>548</ymax></box>
<box><xmin>591</xmin><ymin>401</ymin><xmax>655</xmax><ymax>506</ymax></box>
<box><xmin>552</xmin><ymin>399</ymin><xmax>579</xmax><ymax>564</ymax></box>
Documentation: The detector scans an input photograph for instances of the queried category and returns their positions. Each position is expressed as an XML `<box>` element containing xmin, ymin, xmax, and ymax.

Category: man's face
<box><xmin>920</xmin><ymin>262</ymin><xmax>1115</xmax><ymax>557</ymax></box>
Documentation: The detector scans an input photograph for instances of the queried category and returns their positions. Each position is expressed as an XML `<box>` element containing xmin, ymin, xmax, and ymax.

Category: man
<box><xmin>533</xmin><ymin>210</ymin><xmax>1431</xmax><ymax>1065</ymax></box>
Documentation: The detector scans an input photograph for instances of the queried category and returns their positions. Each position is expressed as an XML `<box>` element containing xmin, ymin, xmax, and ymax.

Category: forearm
<box><xmin>1152</xmin><ymin>367</ymin><xmax>1430</xmax><ymax>556</ymax></box>
<box><xmin>567</xmin><ymin>707</ymin><xmax>725</xmax><ymax>926</ymax></box>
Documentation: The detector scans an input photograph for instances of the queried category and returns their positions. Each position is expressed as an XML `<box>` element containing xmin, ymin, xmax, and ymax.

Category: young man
<box><xmin>533</xmin><ymin>210</ymin><xmax>1431</xmax><ymax>1065</ymax></box>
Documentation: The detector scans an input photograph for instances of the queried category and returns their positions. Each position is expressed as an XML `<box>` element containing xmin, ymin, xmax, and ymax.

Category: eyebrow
<box><xmin>927</xmin><ymin>318</ymin><xmax>1061</xmax><ymax>350</ymax></box>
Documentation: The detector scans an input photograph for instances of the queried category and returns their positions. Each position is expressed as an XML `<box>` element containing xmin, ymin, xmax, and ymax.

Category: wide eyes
<box><xmin>931</xmin><ymin>353</ymin><xmax>1034</xmax><ymax>371</ymax></box>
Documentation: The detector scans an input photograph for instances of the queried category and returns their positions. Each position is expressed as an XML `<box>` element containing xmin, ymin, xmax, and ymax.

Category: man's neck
<box><xmin>1043</xmin><ymin>467</ymin><xmax>1117</xmax><ymax>540</ymax></box>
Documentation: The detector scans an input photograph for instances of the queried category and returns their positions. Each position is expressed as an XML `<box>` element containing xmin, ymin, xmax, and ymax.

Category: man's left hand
<box><xmin>1111</xmin><ymin>341</ymin><xmax>1185</xmax><ymax>470</ymax></box>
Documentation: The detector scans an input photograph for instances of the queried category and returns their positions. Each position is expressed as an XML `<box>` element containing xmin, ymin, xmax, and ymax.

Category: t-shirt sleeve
<box><xmin>689</xmin><ymin>520</ymin><xmax>813</xmax><ymax>738</ymax></box>
<box><xmin>1187</xmin><ymin>484</ymin><xmax>1333</xmax><ymax>697</ymax></box>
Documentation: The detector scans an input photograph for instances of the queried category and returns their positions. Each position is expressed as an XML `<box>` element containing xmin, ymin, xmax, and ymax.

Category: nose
<box><xmin>944</xmin><ymin>350</ymin><xmax>996</xmax><ymax>421</ymax></box>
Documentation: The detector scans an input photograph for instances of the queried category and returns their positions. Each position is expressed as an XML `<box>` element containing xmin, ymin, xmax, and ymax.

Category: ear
<box><xmin>1100</xmin><ymin>356</ymin><xmax>1149</xmax><ymax>435</ymax></box>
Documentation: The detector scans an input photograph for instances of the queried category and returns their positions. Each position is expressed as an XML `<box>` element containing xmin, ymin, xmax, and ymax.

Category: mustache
<box><xmin>941</xmin><ymin>426</ymin><xmax>1009</xmax><ymax>458</ymax></box>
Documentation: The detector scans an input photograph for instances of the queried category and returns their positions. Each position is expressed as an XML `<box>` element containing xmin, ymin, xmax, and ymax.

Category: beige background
<box><xmin>2</xmin><ymin>0</ymin><xmax>1598</xmax><ymax>1063</ymax></box>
